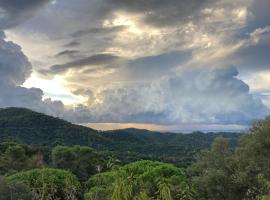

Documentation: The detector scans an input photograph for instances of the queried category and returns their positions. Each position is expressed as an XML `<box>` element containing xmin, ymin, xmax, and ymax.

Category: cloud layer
<box><xmin>0</xmin><ymin>0</ymin><xmax>270</xmax><ymax>130</ymax></box>
<box><xmin>70</xmin><ymin>66</ymin><xmax>268</xmax><ymax>125</ymax></box>
<box><xmin>0</xmin><ymin>0</ymin><xmax>50</xmax><ymax>29</ymax></box>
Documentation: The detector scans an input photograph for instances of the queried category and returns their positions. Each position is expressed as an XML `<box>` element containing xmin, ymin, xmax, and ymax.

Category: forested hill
<box><xmin>0</xmin><ymin>107</ymin><xmax>242</xmax><ymax>166</ymax></box>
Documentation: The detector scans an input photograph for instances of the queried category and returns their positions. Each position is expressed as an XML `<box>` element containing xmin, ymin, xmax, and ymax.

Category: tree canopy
<box><xmin>189</xmin><ymin>117</ymin><xmax>270</xmax><ymax>200</ymax></box>
<box><xmin>85</xmin><ymin>160</ymin><xmax>194</xmax><ymax>200</ymax></box>
<box><xmin>6</xmin><ymin>168</ymin><xmax>80</xmax><ymax>200</ymax></box>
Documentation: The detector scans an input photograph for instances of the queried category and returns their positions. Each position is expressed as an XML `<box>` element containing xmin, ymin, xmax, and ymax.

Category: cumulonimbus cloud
<box><xmin>69</xmin><ymin>66</ymin><xmax>269</xmax><ymax>125</ymax></box>
<box><xmin>1</xmin><ymin>0</ymin><xmax>270</xmax><ymax>129</ymax></box>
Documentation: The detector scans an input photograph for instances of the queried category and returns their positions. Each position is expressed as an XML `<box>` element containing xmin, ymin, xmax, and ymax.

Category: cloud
<box><xmin>0</xmin><ymin>0</ymin><xmax>50</xmax><ymax>29</ymax></box>
<box><xmin>0</xmin><ymin>1</ymin><xmax>66</xmax><ymax>117</ymax></box>
<box><xmin>246</xmin><ymin>0</ymin><xmax>270</xmax><ymax>31</ymax></box>
<box><xmin>63</xmin><ymin>41</ymin><xmax>80</xmax><ymax>48</ymax></box>
<box><xmin>44</xmin><ymin>53</ymin><xmax>124</xmax><ymax>74</ymax></box>
<box><xmin>1</xmin><ymin>0</ymin><xmax>270</xmax><ymax>129</ymax></box>
<box><xmin>0</xmin><ymin>32</ymin><xmax>31</xmax><ymax>86</ymax></box>
<box><xmin>69</xmin><ymin>66</ymin><xmax>268</xmax><ymax>125</ymax></box>
<box><xmin>71</xmin><ymin>25</ymin><xmax>127</xmax><ymax>38</ymax></box>
<box><xmin>104</xmin><ymin>0</ymin><xmax>207</xmax><ymax>27</ymax></box>
<box><xmin>0</xmin><ymin>30</ymin><xmax>65</xmax><ymax>115</ymax></box>
<box><xmin>55</xmin><ymin>50</ymin><xmax>81</xmax><ymax>58</ymax></box>
<box><xmin>231</xmin><ymin>26</ymin><xmax>270</xmax><ymax>71</ymax></box>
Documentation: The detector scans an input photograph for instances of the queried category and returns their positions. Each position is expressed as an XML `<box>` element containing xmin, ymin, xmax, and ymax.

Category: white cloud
<box><xmin>68</xmin><ymin>66</ymin><xmax>268</xmax><ymax>125</ymax></box>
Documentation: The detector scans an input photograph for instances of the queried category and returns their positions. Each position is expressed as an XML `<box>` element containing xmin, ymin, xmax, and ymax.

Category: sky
<box><xmin>0</xmin><ymin>0</ymin><xmax>270</xmax><ymax>132</ymax></box>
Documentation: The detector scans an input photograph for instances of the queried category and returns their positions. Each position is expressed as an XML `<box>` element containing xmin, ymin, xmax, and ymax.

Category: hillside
<box><xmin>0</xmin><ymin>107</ymin><xmax>107</xmax><ymax>146</ymax></box>
<box><xmin>0</xmin><ymin>107</ymin><xmax>242</xmax><ymax>166</ymax></box>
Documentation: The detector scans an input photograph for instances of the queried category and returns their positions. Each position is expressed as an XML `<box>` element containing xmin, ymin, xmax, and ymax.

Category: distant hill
<box><xmin>0</xmin><ymin>107</ymin><xmax>242</xmax><ymax>167</ymax></box>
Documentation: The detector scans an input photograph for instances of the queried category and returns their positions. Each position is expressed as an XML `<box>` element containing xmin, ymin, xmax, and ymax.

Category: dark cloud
<box><xmin>235</xmin><ymin>44</ymin><xmax>270</xmax><ymax>71</ymax></box>
<box><xmin>55</xmin><ymin>50</ymin><xmax>81</xmax><ymax>58</ymax></box>
<box><xmin>126</xmin><ymin>51</ymin><xmax>191</xmax><ymax>80</ymax></box>
<box><xmin>0</xmin><ymin>0</ymin><xmax>50</xmax><ymax>29</ymax></box>
<box><xmin>248</xmin><ymin>0</ymin><xmax>270</xmax><ymax>30</ymax></box>
<box><xmin>0</xmin><ymin>84</ymin><xmax>65</xmax><ymax>117</ymax></box>
<box><xmin>0</xmin><ymin>0</ymin><xmax>66</xmax><ymax>118</ymax></box>
<box><xmin>0</xmin><ymin>30</ymin><xmax>65</xmax><ymax>117</ymax></box>
<box><xmin>103</xmin><ymin>0</ymin><xmax>230</xmax><ymax>27</ymax></box>
<box><xmin>233</xmin><ymin>26</ymin><xmax>270</xmax><ymax>71</ymax></box>
<box><xmin>45</xmin><ymin>53</ymin><xmax>123</xmax><ymax>74</ymax></box>
<box><xmin>0</xmin><ymin>31</ymin><xmax>31</xmax><ymax>86</ymax></box>
<box><xmin>63</xmin><ymin>41</ymin><xmax>80</xmax><ymax>47</ymax></box>
<box><xmin>71</xmin><ymin>25</ymin><xmax>127</xmax><ymax>38</ymax></box>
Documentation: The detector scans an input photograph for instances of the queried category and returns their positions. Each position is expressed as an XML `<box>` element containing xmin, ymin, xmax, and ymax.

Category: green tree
<box><xmin>0</xmin><ymin>144</ymin><xmax>28</xmax><ymax>174</ymax></box>
<box><xmin>0</xmin><ymin>143</ymin><xmax>49</xmax><ymax>175</ymax></box>
<box><xmin>85</xmin><ymin>160</ymin><xmax>193</xmax><ymax>200</ymax></box>
<box><xmin>0</xmin><ymin>176</ymin><xmax>33</xmax><ymax>200</ymax></box>
<box><xmin>52</xmin><ymin>146</ymin><xmax>102</xmax><ymax>181</ymax></box>
<box><xmin>189</xmin><ymin>136</ymin><xmax>237</xmax><ymax>200</ymax></box>
<box><xmin>6</xmin><ymin>168</ymin><xmax>80</xmax><ymax>200</ymax></box>
<box><xmin>189</xmin><ymin>117</ymin><xmax>270</xmax><ymax>200</ymax></box>
<box><xmin>232</xmin><ymin>117</ymin><xmax>270</xmax><ymax>199</ymax></box>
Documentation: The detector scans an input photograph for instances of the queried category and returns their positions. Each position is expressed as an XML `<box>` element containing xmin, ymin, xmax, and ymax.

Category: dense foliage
<box><xmin>85</xmin><ymin>160</ymin><xmax>194</xmax><ymax>200</ymax></box>
<box><xmin>52</xmin><ymin>146</ymin><xmax>105</xmax><ymax>181</ymax></box>
<box><xmin>189</xmin><ymin>117</ymin><xmax>270</xmax><ymax>200</ymax></box>
<box><xmin>2</xmin><ymin>107</ymin><xmax>270</xmax><ymax>199</ymax></box>
<box><xmin>0</xmin><ymin>142</ymin><xmax>50</xmax><ymax>175</ymax></box>
<box><xmin>0</xmin><ymin>107</ymin><xmax>241</xmax><ymax>167</ymax></box>
<box><xmin>0</xmin><ymin>143</ymin><xmax>105</xmax><ymax>181</ymax></box>
<box><xmin>0</xmin><ymin>176</ymin><xmax>33</xmax><ymax>200</ymax></box>
<box><xmin>7</xmin><ymin>168</ymin><xmax>81</xmax><ymax>200</ymax></box>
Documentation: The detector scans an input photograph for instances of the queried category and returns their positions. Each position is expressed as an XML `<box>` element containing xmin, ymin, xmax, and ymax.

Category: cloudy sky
<box><xmin>0</xmin><ymin>0</ymin><xmax>270</xmax><ymax>132</ymax></box>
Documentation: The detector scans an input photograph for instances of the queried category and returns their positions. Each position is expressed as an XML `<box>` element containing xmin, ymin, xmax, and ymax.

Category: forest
<box><xmin>0</xmin><ymin>108</ymin><xmax>270</xmax><ymax>199</ymax></box>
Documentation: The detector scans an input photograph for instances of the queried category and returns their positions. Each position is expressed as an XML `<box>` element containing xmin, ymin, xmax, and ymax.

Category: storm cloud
<box><xmin>45</xmin><ymin>53</ymin><xmax>124</xmax><ymax>74</ymax></box>
<box><xmin>1</xmin><ymin>0</ymin><xmax>270</xmax><ymax>130</ymax></box>
<box><xmin>0</xmin><ymin>31</ymin><xmax>65</xmax><ymax>116</ymax></box>
<box><xmin>0</xmin><ymin>0</ymin><xmax>50</xmax><ymax>29</ymax></box>
<box><xmin>0</xmin><ymin>0</ymin><xmax>66</xmax><ymax>117</ymax></box>
<box><xmin>70</xmin><ymin>66</ymin><xmax>268</xmax><ymax>125</ymax></box>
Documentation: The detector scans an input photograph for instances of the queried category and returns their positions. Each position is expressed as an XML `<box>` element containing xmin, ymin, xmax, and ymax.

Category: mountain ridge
<box><xmin>0</xmin><ymin>107</ymin><xmax>242</xmax><ymax>166</ymax></box>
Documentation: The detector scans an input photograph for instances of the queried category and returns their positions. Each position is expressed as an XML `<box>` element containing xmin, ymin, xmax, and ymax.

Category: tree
<box><xmin>232</xmin><ymin>117</ymin><xmax>270</xmax><ymax>199</ymax></box>
<box><xmin>6</xmin><ymin>168</ymin><xmax>80</xmax><ymax>200</ymax></box>
<box><xmin>188</xmin><ymin>137</ymin><xmax>239</xmax><ymax>200</ymax></box>
<box><xmin>0</xmin><ymin>143</ymin><xmax>28</xmax><ymax>175</ymax></box>
<box><xmin>189</xmin><ymin>117</ymin><xmax>270</xmax><ymax>200</ymax></box>
<box><xmin>85</xmin><ymin>160</ymin><xmax>194</xmax><ymax>200</ymax></box>
<box><xmin>0</xmin><ymin>176</ymin><xmax>33</xmax><ymax>200</ymax></box>
<box><xmin>52</xmin><ymin>146</ymin><xmax>103</xmax><ymax>181</ymax></box>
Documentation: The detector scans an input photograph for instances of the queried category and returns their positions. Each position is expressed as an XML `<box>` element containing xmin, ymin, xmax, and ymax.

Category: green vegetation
<box><xmin>7</xmin><ymin>168</ymin><xmax>80</xmax><ymax>199</ymax></box>
<box><xmin>85</xmin><ymin>160</ymin><xmax>193</xmax><ymax>200</ymax></box>
<box><xmin>52</xmin><ymin>146</ymin><xmax>105</xmax><ymax>181</ymax></box>
<box><xmin>0</xmin><ymin>176</ymin><xmax>33</xmax><ymax>200</ymax></box>
<box><xmin>1</xmin><ymin>107</ymin><xmax>270</xmax><ymax>199</ymax></box>
<box><xmin>0</xmin><ymin>142</ymin><xmax>51</xmax><ymax>176</ymax></box>
<box><xmin>189</xmin><ymin>117</ymin><xmax>270</xmax><ymax>200</ymax></box>
<box><xmin>0</xmin><ymin>107</ymin><xmax>241</xmax><ymax>167</ymax></box>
